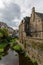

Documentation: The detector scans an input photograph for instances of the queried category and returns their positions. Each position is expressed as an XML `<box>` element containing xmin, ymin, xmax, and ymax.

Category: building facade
<box><xmin>30</xmin><ymin>7</ymin><xmax>43</xmax><ymax>38</ymax></box>
<box><xmin>19</xmin><ymin>7</ymin><xmax>43</xmax><ymax>43</ymax></box>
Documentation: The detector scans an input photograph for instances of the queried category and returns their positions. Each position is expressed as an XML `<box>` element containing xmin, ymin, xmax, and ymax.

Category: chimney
<box><xmin>32</xmin><ymin>7</ymin><xmax>35</xmax><ymax>13</ymax></box>
<box><xmin>32</xmin><ymin>7</ymin><xmax>35</xmax><ymax>21</ymax></box>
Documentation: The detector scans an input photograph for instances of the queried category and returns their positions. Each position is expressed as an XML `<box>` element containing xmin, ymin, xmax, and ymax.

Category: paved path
<box><xmin>0</xmin><ymin>49</ymin><xmax>19</xmax><ymax>65</ymax></box>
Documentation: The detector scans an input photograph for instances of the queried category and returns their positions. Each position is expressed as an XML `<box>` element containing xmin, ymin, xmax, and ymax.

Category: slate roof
<box><xmin>35</xmin><ymin>12</ymin><xmax>43</xmax><ymax>20</ymax></box>
<box><xmin>24</xmin><ymin>16</ymin><xmax>30</xmax><ymax>23</ymax></box>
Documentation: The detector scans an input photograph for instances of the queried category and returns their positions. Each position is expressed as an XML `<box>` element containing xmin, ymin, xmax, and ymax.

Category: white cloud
<box><xmin>0</xmin><ymin>0</ymin><xmax>43</xmax><ymax>29</ymax></box>
<box><xmin>11</xmin><ymin>26</ymin><xmax>18</xmax><ymax>30</ymax></box>
<box><xmin>0</xmin><ymin>0</ymin><xmax>5</xmax><ymax>8</ymax></box>
<box><xmin>12</xmin><ymin>18</ymin><xmax>21</xmax><ymax>27</ymax></box>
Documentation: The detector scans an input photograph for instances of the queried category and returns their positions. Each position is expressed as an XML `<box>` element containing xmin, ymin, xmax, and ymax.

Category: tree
<box><xmin>0</xmin><ymin>28</ymin><xmax>11</xmax><ymax>43</ymax></box>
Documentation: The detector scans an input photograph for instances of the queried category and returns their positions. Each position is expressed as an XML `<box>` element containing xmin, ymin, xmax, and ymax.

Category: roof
<box><xmin>24</xmin><ymin>16</ymin><xmax>30</xmax><ymax>23</ymax></box>
<box><xmin>35</xmin><ymin>12</ymin><xmax>43</xmax><ymax>20</ymax></box>
<box><xmin>0</xmin><ymin>22</ymin><xmax>8</xmax><ymax>28</ymax></box>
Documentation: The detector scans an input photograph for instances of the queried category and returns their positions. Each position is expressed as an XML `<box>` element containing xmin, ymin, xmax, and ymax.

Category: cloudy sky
<box><xmin>0</xmin><ymin>0</ymin><xmax>43</xmax><ymax>29</ymax></box>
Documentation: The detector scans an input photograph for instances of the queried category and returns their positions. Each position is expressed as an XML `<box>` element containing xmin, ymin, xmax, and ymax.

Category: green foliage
<box><xmin>0</xmin><ymin>43</ymin><xmax>8</xmax><ymax>48</ymax></box>
<box><xmin>10</xmin><ymin>38</ymin><xmax>16</xmax><ymax>44</ymax></box>
<box><xmin>13</xmin><ymin>44</ymin><xmax>22</xmax><ymax>53</ymax></box>
<box><xmin>33</xmin><ymin>61</ymin><xmax>38</xmax><ymax>65</ymax></box>
<box><xmin>0</xmin><ymin>28</ymin><xmax>11</xmax><ymax>59</ymax></box>
<box><xmin>0</xmin><ymin>49</ymin><xmax>4</xmax><ymax>52</ymax></box>
<box><xmin>10</xmin><ymin>38</ymin><xmax>17</xmax><ymax>48</ymax></box>
<box><xmin>0</xmin><ymin>28</ymin><xmax>11</xmax><ymax>43</ymax></box>
<box><xmin>0</xmin><ymin>32</ymin><xmax>3</xmax><ymax>38</ymax></box>
<box><xmin>2</xmin><ymin>28</ymin><xmax>9</xmax><ymax>36</ymax></box>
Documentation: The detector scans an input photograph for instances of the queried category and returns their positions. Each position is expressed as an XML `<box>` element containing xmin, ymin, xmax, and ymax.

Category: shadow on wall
<box><xmin>19</xmin><ymin>53</ymin><xmax>38</xmax><ymax>65</ymax></box>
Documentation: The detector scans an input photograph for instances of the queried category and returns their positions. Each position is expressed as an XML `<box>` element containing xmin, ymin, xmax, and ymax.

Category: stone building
<box><xmin>19</xmin><ymin>17</ymin><xmax>30</xmax><ymax>43</ymax></box>
<box><xmin>19</xmin><ymin>7</ymin><xmax>43</xmax><ymax>43</ymax></box>
<box><xmin>30</xmin><ymin>7</ymin><xmax>43</xmax><ymax>38</ymax></box>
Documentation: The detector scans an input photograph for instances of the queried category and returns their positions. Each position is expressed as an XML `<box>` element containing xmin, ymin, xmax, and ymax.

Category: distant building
<box><xmin>8</xmin><ymin>27</ymin><xmax>14</xmax><ymax>36</ymax></box>
<box><xmin>0</xmin><ymin>22</ymin><xmax>14</xmax><ymax>36</ymax></box>
<box><xmin>0</xmin><ymin>22</ymin><xmax>8</xmax><ymax>28</ymax></box>
<box><xmin>19</xmin><ymin>7</ymin><xmax>43</xmax><ymax>43</ymax></box>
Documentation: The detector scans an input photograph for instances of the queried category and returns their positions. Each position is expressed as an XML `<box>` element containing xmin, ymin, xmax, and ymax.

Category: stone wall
<box><xmin>19</xmin><ymin>7</ymin><xmax>43</xmax><ymax>65</ymax></box>
<box><xmin>19</xmin><ymin>53</ymin><xmax>34</xmax><ymax>65</ymax></box>
<box><xmin>24</xmin><ymin>37</ymin><xmax>43</xmax><ymax>65</ymax></box>
<box><xmin>30</xmin><ymin>8</ymin><xmax>43</xmax><ymax>38</ymax></box>
<box><xmin>19</xmin><ymin>7</ymin><xmax>43</xmax><ymax>43</ymax></box>
<box><xmin>19</xmin><ymin>19</ymin><xmax>27</xmax><ymax>44</ymax></box>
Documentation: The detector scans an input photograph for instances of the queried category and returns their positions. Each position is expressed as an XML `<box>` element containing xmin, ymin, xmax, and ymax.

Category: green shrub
<box><xmin>13</xmin><ymin>45</ymin><xmax>22</xmax><ymax>52</ymax></box>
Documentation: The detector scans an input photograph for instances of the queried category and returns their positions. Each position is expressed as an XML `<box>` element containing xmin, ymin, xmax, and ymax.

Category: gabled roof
<box><xmin>35</xmin><ymin>12</ymin><xmax>43</xmax><ymax>20</ymax></box>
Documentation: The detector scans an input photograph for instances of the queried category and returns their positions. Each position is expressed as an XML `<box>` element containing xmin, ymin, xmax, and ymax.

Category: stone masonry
<box><xmin>19</xmin><ymin>7</ymin><xmax>43</xmax><ymax>65</ymax></box>
<box><xmin>19</xmin><ymin>7</ymin><xmax>43</xmax><ymax>43</ymax></box>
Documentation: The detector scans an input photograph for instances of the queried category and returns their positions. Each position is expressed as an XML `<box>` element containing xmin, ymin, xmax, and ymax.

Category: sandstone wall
<box><xmin>24</xmin><ymin>37</ymin><xmax>43</xmax><ymax>65</ymax></box>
